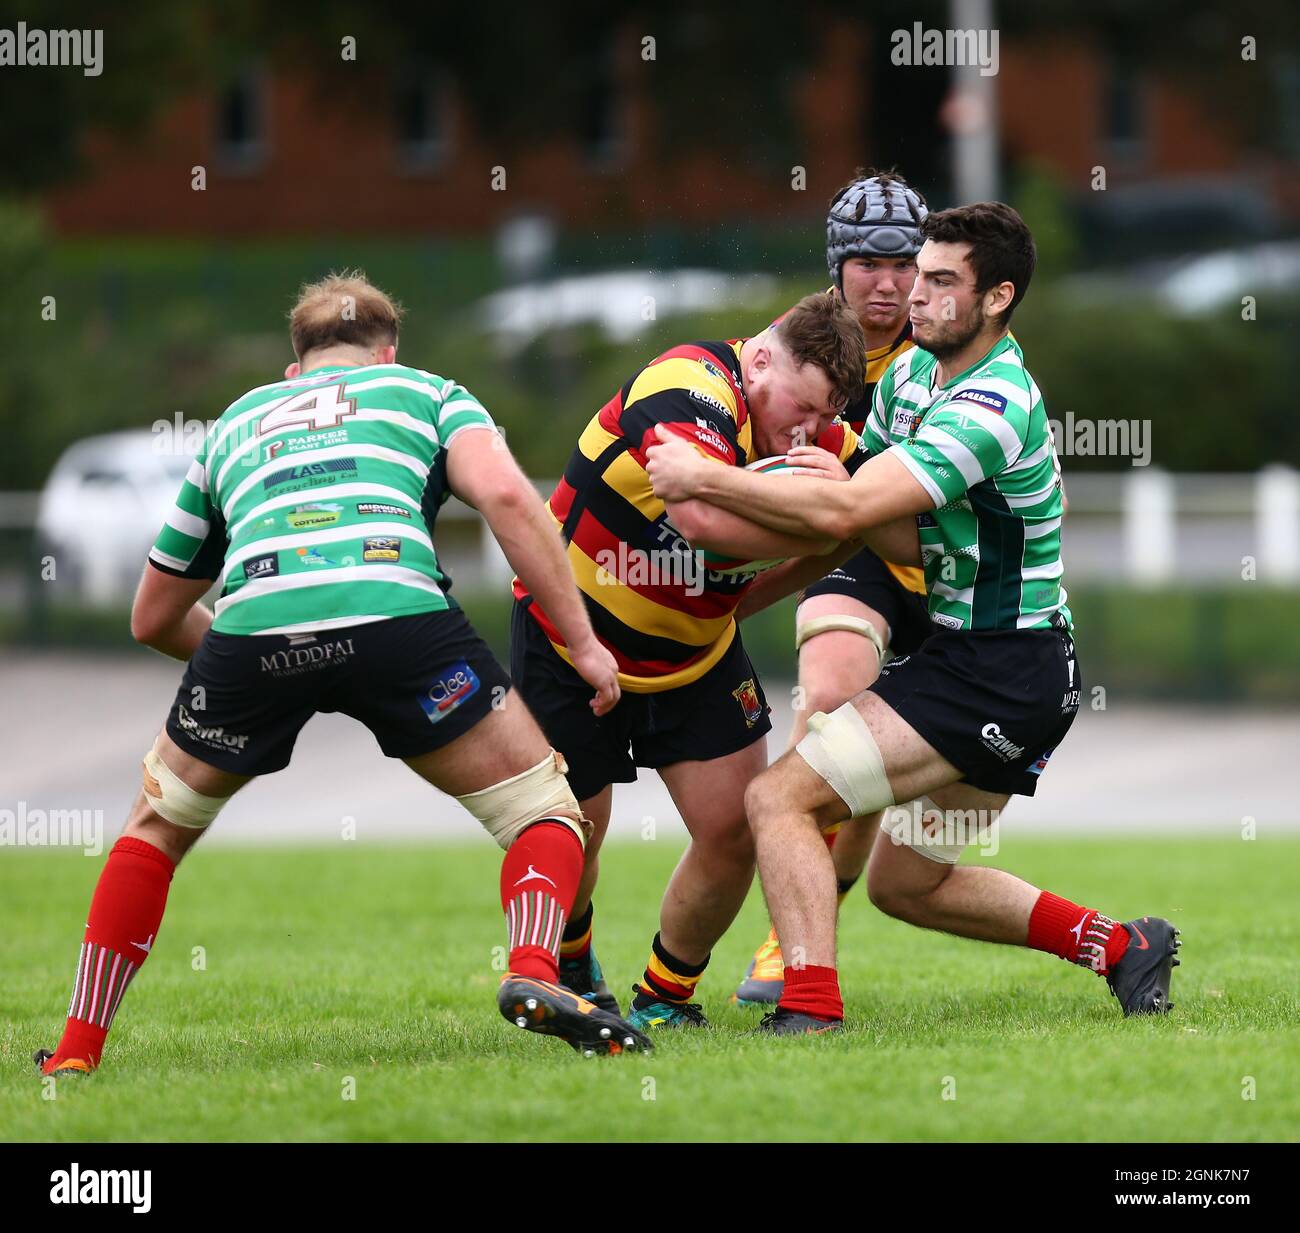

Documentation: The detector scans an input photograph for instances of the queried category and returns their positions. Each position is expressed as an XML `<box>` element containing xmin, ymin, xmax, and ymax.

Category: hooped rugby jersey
<box><xmin>514</xmin><ymin>340</ymin><xmax>866</xmax><ymax>693</ymax></box>
<box><xmin>148</xmin><ymin>363</ymin><xmax>496</xmax><ymax>636</ymax></box>
<box><xmin>861</xmin><ymin>334</ymin><xmax>1072</xmax><ymax>632</ymax></box>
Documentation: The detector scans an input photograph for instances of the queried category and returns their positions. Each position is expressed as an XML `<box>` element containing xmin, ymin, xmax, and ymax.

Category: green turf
<box><xmin>2</xmin><ymin>836</ymin><xmax>1296</xmax><ymax>1142</ymax></box>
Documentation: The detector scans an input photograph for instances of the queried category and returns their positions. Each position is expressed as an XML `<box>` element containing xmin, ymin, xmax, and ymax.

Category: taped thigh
<box><xmin>457</xmin><ymin>750</ymin><xmax>589</xmax><ymax>851</ymax></box>
<box><xmin>141</xmin><ymin>744</ymin><xmax>230</xmax><ymax>830</ymax></box>
<box><xmin>794</xmin><ymin>700</ymin><xmax>894</xmax><ymax>818</ymax></box>
<box><xmin>878</xmin><ymin>796</ymin><xmax>990</xmax><ymax>865</ymax></box>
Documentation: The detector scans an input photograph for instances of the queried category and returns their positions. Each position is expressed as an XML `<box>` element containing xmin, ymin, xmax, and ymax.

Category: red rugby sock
<box><xmin>1027</xmin><ymin>891</ymin><xmax>1130</xmax><ymax>973</ymax></box>
<box><xmin>45</xmin><ymin>836</ymin><xmax>175</xmax><ymax>1073</ymax></box>
<box><xmin>779</xmin><ymin>963</ymin><xmax>844</xmax><ymax>1022</ymax></box>
<box><xmin>501</xmin><ymin>821</ymin><xmax>583</xmax><ymax>983</ymax></box>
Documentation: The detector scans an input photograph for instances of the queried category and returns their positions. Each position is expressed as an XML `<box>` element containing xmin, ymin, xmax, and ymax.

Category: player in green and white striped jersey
<box><xmin>645</xmin><ymin>204</ymin><xmax>1178</xmax><ymax>1033</ymax></box>
<box><xmin>34</xmin><ymin>274</ymin><xmax>652</xmax><ymax>1080</ymax></box>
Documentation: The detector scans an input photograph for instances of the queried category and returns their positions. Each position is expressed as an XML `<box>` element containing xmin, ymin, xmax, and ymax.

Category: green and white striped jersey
<box><xmin>862</xmin><ymin>334</ymin><xmax>1071</xmax><ymax>632</ymax></box>
<box><xmin>148</xmin><ymin>363</ymin><xmax>496</xmax><ymax>636</ymax></box>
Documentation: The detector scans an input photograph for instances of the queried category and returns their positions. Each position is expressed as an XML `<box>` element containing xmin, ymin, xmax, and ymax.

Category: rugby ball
<box><xmin>699</xmin><ymin>455</ymin><xmax>800</xmax><ymax>576</ymax></box>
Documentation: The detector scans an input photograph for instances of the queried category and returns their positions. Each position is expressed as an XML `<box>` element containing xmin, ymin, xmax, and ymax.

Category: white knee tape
<box><xmin>795</xmin><ymin>615</ymin><xmax>885</xmax><ymax>662</ymax></box>
<box><xmin>457</xmin><ymin>750</ymin><xmax>588</xmax><ymax>851</ymax></box>
<box><xmin>878</xmin><ymin>797</ymin><xmax>984</xmax><ymax>865</ymax></box>
<box><xmin>794</xmin><ymin>701</ymin><xmax>894</xmax><ymax>818</ymax></box>
<box><xmin>142</xmin><ymin>746</ymin><xmax>230</xmax><ymax>830</ymax></box>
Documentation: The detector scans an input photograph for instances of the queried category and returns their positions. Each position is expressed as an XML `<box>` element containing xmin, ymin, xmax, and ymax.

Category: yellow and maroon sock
<box><xmin>823</xmin><ymin>821</ymin><xmax>842</xmax><ymax>852</ymax></box>
<box><xmin>1027</xmin><ymin>891</ymin><xmax>1130</xmax><ymax>974</ymax></box>
<box><xmin>778</xmin><ymin>963</ymin><xmax>844</xmax><ymax>1021</ymax></box>
<box><xmin>560</xmin><ymin>901</ymin><xmax>594</xmax><ymax>964</ymax></box>
<box><xmin>46</xmin><ymin>835</ymin><xmax>176</xmax><ymax>1073</ymax></box>
<box><xmin>632</xmin><ymin>932</ymin><xmax>708</xmax><ymax>1008</ymax></box>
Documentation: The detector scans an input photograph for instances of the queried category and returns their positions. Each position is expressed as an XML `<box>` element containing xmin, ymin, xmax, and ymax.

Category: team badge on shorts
<box><xmin>419</xmin><ymin>660</ymin><xmax>481</xmax><ymax>725</ymax></box>
<box><xmin>732</xmin><ymin>678</ymin><xmax>763</xmax><ymax>728</ymax></box>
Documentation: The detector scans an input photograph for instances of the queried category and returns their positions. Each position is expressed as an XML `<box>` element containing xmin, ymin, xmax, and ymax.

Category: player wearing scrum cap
<box><xmin>648</xmin><ymin>204</ymin><xmax>1179</xmax><ymax>1033</ymax></box>
<box><xmin>34</xmin><ymin>271</ymin><xmax>652</xmax><ymax>1075</ymax></box>
<box><xmin>732</xmin><ymin>169</ymin><xmax>937</xmax><ymax>1005</ymax></box>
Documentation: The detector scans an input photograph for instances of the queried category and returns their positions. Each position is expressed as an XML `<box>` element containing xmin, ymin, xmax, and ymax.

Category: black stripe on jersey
<box><xmin>581</xmin><ymin>592</ymin><xmax>715</xmax><ymax>665</ymax></box>
<box><xmin>969</xmin><ymin>480</ymin><xmax>1025</xmax><ymax>631</ymax></box>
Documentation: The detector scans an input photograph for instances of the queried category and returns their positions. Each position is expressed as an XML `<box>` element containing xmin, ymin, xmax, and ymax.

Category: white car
<box><xmin>36</xmin><ymin>430</ymin><xmax>196</xmax><ymax>606</ymax></box>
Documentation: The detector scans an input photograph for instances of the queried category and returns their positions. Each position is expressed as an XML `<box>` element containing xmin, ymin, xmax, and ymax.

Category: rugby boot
<box><xmin>626</xmin><ymin>988</ymin><xmax>709</xmax><ymax>1031</ymax></box>
<box><xmin>33</xmin><ymin>1048</ymin><xmax>93</xmax><ymax>1077</ymax></box>
<box><xmin>1106</xmin><ymin>916</ymin><xmax>1180</xmax><ymax>1016</ymax></box>
<box><xmin>497</xmin><ymin>974</ymin><xmax>650</xmax><ymax>1056</ymax></box>
<box><xmin>732</xmin><ymin>926</ymin><xmax>784</xmax><ymax>1005</ymax></box>
<box><xmin>559</xmin><ymin>945</ymin><xmax>621</xmax><ymax>1016</ymax></box>
<box><xmin>755</xmin><ymin>1008</ymin><xmax>844</xmax><ymax>1036</ymax></box>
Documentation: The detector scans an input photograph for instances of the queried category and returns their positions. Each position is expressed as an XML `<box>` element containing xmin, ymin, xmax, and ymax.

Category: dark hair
<box><xmin>920</xmin><ymin>202</ymin><xmax>1036</xmax><ymax>324</ymax></box>
<box><xmin>828</xmin><ymin>165</ymin><xmax>928</xmax><ymax>212</ymax></box>
<box><xmin>773</xmin><ymin>291</ymin><xmax>866</xmax><ymax>412</ymax></box>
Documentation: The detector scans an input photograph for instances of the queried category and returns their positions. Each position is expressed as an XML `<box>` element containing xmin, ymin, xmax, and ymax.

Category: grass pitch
<box><xmin>2</xmin><ymin>835</ymin><xmax>1296</xmax><ymax>1142</ymax></box>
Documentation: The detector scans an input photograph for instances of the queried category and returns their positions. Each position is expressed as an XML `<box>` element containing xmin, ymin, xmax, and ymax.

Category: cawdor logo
<box><xmin>732</xmin><ymin>678</ymin><xmax>764</xmax><ymax>728</ymax></box>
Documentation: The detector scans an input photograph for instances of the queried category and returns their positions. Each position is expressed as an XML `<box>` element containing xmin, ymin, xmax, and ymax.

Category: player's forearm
<box><xmin>484</xmin><ymin>492</ymin><xmax>599</xmax><ymax>651</ymax></box>
<box><xmin>734</xmin><ymin>539</ymin><xmax>862</xmax><ymax>620</ymax></box>
<box><xmin>667</xmin><ymin>499</ymin><xmax>834</xmax><ymax>559</ymax></box>
<box><xmin>691</xmin><ymin>465</ymin><xmax>861</xmax><ymax>540</ymax></box>
<box><xmin>858</xmin><ymin>513</ymin><xmax>922</xmax><ymax>569</ymax></box>
<box><xmin>138</xmin><ymin>604</ymin><xmax>213</xmax><ymax>662</ymax></box>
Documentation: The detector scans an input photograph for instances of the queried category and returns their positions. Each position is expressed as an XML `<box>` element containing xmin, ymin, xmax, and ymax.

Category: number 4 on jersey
<box><xmin>258</xmin><ymin>383</ymin><xmax>356</xmax><ymax>436</ymax></box>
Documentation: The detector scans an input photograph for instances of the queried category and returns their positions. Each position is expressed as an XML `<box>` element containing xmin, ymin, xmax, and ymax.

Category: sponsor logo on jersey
<box><xmin>285</xmin><ymin>502</ymin><xmax>344</xmax><ymax>530</ymax></box>
<box><xmin>688</xmin><ymin>388</ymin><xmax>732</xmax><ymax>418</ymax></box>
<box><xmin>419</xmin><ymin>661</ymin><xmax>481</xmax><ymax>724</ymax></box>
<box><xmin>950</xmin><ymin>388</ymin><xmax>1008</xmax><ymax>415</ymax></box>
<box><xmin>979</xmin><ymin>722</ymin><xmax>1025</xmax><ymax>762</ymax></box>
<box><xmin>295</xmin><ymin>547</ymin><xmax>336</xmax><ymax>567</ymax></box>
<box><xmin>175</xmin><ymin>704</ymin><xmax>249</xmax><ymax>753</ymax></box>
<box><xmin>732</xmin><ymin>678</ymin><xmax>764</xmax><ymax>728</ymax></box>
<box><xmin>916</xmin><ymin>512</ymin><xmax>938</xmax><ymax>527</ymax></box>
<box><xmin>263</xmin><ymin>458</ymin><xmax>357</xmax><ymax>491</ymax></box>
<box><xmin>892</xmin><ymin>408</ymin><xmax>921</xmax><ymax>435</ymax></box>
<box><xmin>243</xmin><ymin>553</ymin><xmax>279</xmax><ymax>581</ymax></box>
<box><xmin>698</xmin><ymin>358</ymin><xmax>730</xmax><ymax>386</ymax></box>
<box><xmin>363</xmin><ymin>536</ymin><xmax>401</xmax><ymax>562</ymax></box>
<box><xmin>691</xmin><ymin>418</ymin><xmax>731</xmax><ymax>456</ymax></box>
<box><xmin>931</xmin><ymin>611</ymin><xmax>963</xmax><ymax>630</ymax></box>
<box><xmin>356</xmin><ymin>502</ymin><xmax>412</xmax><ymax>519</ymax></box>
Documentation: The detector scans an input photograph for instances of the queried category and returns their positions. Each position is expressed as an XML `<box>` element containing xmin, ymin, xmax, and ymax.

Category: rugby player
<box><xmin>34</xmin><ymin>272</ymin><xmax>651</xmax><ymax>1076</ymax></box>
<box><xmin>732</xmin><ymin>169</ymin><xmax>935</xmax><ymax>1005</ymax></box>
<box><xmin>512</xmin><ymin>293</ymin><xmax>914</xmax><ymax>1030</ymax></box>
<box><xmin>647</xmin><ymin>204</ymin><xmax>1180</xmax><ymax>1033</ymax></box>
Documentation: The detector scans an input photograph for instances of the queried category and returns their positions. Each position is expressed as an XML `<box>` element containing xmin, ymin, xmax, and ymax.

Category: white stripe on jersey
<box><xmin>220</xmin><ymin>443</ymin><xmax>431</xmax><ymax>521</ymax></box>
<box><xmin>148</xmin><ymin>547</ymin><xmax>191</xmax><ymax>571</ymax></box>
<box><xmin>914</xmin><ymin>426</ymin><xmax>986</xmax><ymax>488</ymax></box>
<box><xmin>254</xmin><ymin>614</ymin><xmax>390</xmax><ymax>636</ymax></box>
<box><xmin>929</xmin><ymin>579</ymin><xmax>975</xmax><ymax>606</ymax></box>
<box><xmin>935</xmin><ymin>398</ymin><xmax>1025</xmax><ymax>466</ymax></box>
<box><xmin>1003</xmin><ymin>479</ymin><xmax>1061</xmax><ymax>509</ymax></box>
<box><xmin>213</xmin><ymin>563</ymin><xmax>444</xmax><ymax>617</ymax></box>
<box><xmin>1021</xmin><ymin>559</ymin><xmax>1065</xmax><ymax>581</ymax></box>
<box><xmin>1024</xmin><ymin>516</ymin><xmax>1063</xmax><ymax>540</ymax></box>
<box><xmin>889</xmin><ymin>445</ymin><xmax>945</xmax><ymax>507</ymax></box>
<box><xmin>185</xmin><ymin>457</ymin><xmax>209</xmax><ymax>495</ymax></box>
<box><xmin>165</xmin><ymin>507</ymin><xmax>209</xmax><ymax>539</ymax></box>
<box><xmin>220</xmin><ymin>520</ymin><xmax>431</xmax><ymax>586</ymax></box>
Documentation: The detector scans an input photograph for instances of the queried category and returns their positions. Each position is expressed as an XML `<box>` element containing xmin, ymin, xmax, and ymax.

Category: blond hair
<box><xmin>288</xmin><ymin>270</ymin><xmax>404</xmax><ymax>360</ymax></box>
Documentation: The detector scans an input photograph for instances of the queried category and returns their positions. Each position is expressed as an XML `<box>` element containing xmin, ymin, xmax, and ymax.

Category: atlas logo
<box><xmin>979</xmin><ymin>722</ymin><xmax>1024</xmax><ymax>762</ymax></box>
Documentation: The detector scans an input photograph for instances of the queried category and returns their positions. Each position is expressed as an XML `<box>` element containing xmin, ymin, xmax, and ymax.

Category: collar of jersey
<box><xmin>928</xmin><ymin>332</ymin><xmax>1015</xmax><ymax>395</ymax></box>
<box><xmin>299</xmin><ymin>363</ymin><xmax>358</xmax><ymax>377</ymax></box>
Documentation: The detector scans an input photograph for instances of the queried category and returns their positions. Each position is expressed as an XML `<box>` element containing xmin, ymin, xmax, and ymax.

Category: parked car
<box><xmin>36</xmin><ymin>430</ymin><xmax>195</xmax><ymax>606</ymax></box>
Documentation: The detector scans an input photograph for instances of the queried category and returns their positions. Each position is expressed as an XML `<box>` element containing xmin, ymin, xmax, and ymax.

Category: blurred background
<box><xmin>1</xmin><ymin>0</ymin><xmax>1297</xmax><ymax>839</ymax></box>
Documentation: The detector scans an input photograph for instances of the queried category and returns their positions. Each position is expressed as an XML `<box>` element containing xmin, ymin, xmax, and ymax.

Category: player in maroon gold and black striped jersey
<box><xmin>511</xmin><ymin>292</ymin><xmax>918</xmax><ymax>1029</ymax></box>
